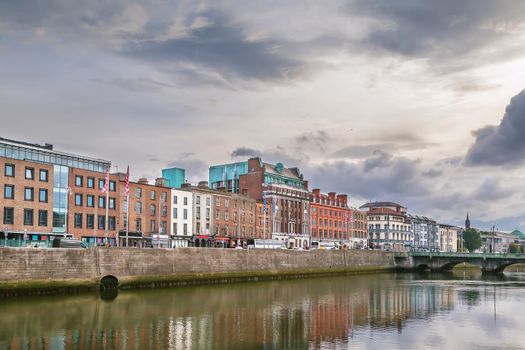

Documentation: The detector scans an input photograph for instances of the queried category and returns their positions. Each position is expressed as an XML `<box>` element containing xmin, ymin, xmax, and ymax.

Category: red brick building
<box><xmin>310</xmin><ymin>189</ymin><xmax>350</xmax><ymax>247</ymax></box>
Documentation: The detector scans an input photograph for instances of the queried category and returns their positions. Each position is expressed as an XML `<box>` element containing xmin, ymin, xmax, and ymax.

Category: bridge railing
<box><xmin>407</xmin><ymin>251</ymin><xmax>525</xmax><ymax>259</ymax></box>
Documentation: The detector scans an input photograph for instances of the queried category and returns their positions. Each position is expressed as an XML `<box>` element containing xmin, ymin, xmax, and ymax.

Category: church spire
<box><xmin>465</xmin><ymin>212</ymin><xmax>471</xmax><ymax>229</ymax></box>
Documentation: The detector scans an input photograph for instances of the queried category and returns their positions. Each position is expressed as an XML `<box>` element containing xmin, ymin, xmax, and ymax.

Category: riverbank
<box><xmin>0</xmin><ymin>247</ymin><xmax>396</xmax><ymax>297</ymax></box>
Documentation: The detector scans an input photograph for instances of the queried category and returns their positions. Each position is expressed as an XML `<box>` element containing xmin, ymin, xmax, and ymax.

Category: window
<box><xmin>25</xmin><ymin>167</ymin><xmax>34</xmax><ymax>180</ymax></box>
<box><xmin>109</xmin><ymin>181</ymin><xmax>116</xmax><ymax>192</ymax></box>
<box><xmin>109</xmin><ymin>216</ymin><xmax>116</xmax><ymax>231</ymax></box>
<box><xmin>215</xmin><ymin>209</ymin><xmax>219</xmax><ymax>220</ymax></box>
<box><xmin>98</xmin><ymin>179</ymin><xmax>104</xmax><ymax>189</ymax></box>
<box><xmin>39</xmin><ymin>189</ymin><xmax>48</xmax><ymax>203</ymax></box>
<box><xmin>38</xmin><ymin>210</ymin><xmax>48</xmax><ymax>227</ymax></box>
<box><xmin>135</xmin><ymin>202</ymin><xmax>142</xmax><ymax>214</ymax></box>
<box><xmin>75</xmin><ymin>193</ymin><xmax>83</xmax><ymax>206</ymax></box>
<box><xmin>183</xmin><ymin>223</ymin><xmax>188</xmax><ymax>235</ymax></box>
<box><xmin>150</xmin><ymin>191</ymin><xmax>156</xmax><ymax>200</ymax></box>
<box><xmin>23</xmin><ymin>209</ymin><xmax>34</xmax><ymax>225</ymax></box>
<box><xmin>150</xmin><ymin>220</ymin><xmax>156</xmax><ymax>233</ymax></box>
<box><xmin>206</xmin><ymin>197</ymin><xmax>210</xmax><ymax>206</ymax></box>
<box><xmin>98</xmin><ymin>216</ymin><xmax>105</xmax><ymax>230</ymax></box>
<box><xmin>87</xmin><ymin>195</ymin><xmax>95</xmax><ymax>207</ymax></box>
<box><xmin>75</xmin><ymin>175</ymin><xmax>83</xmax><ymax>187</ymax></box>
<box><xmin>98</xmin><ymin>196</ymin><xmax>106</xmax><ymax>208</ymax></box>
<box><xmin>150</xmin><ymin>204</ymin><xmax>156</xmax><ymax>216</ymax></box>
<box><xmin>161</xmin><ymin>221</ymin><xmax>166</xmax><ymax>233</ymax></box>
<box><xmin>216</xmin><ymin>198</ymin><xmax>220</xmax><ymax>206</ymax></box>
<box><xmin>173</xmin><ymin>195</ymin><xmax>178</xmax><ymax>205</ymax></box>
<box><xmin>86</xmin><ymin>214</ymin><xmax>94</xmax><ymax>229</ymax></box>
<box><xmin>109</xmin><ymin>197</ymin><xmax>116</xmax><ymax>209</ymax></box>
<box><xmin>87</xmin><ymin>177</ymin><xmax>95</xmax><ymax>188</ymax></box>
<box><xmin>39</xmin><ymin>169</ymin><xmax>48</xmax><ymax>182</ymax></box>
<box><xmin>135</xmin><ymin>188</ymin><xmax>142</xmax><ymax>198</ymax></box>
<box><xmin>136</xmin><ymin>218</ymin><xmax>142</xmax><ymax>232</ymax></box>
<box><xmin>161</xmin><ymin>192</ymin><xmax>167</xmax><ymax>202</ymax></box>
<box><xmin>24</xmin><ymin>187</ymin><xmax>34</xmax><ymax>201</ymax></box>
<box><xmin>3</xmin><ymin>207</ymin><xmax>14</xmax><ymax>224</ymax></box>
<box><xmin>196</xmin><ymin>196</ymin><xmax>200</xmax><ymax>205</ymax></box>
<box><xmin>173</xmin><ymin>223</ymin><xmax>177</xmax><ymax>235</ymax></box>
<box><xmin>184</xmin><ymin>197</ymin><xmax>188</xmax><ymax>205</ymax></box>
<box><xmin>162</xmin><ymin>205</ymin><xmax>167</xmax><ymax>217</ymax></box>
<box><xmin>74</xmin><ymin>213</ymin><xmax>82</xmax><ymax>228</ymax></box>
<box><xmin>173</xmin><ymin>208</ymin><xmax>178</xmax><ymax>219</ymax></box>
<box><xmin>4</xmin><ymin>164</ymin><xmax>14</xmax><ymax>177</ymax></box>
<box><xmin>183</xmin><ymin>208</ymin><xmax>188</xmax><ymax>220</ymax></box>
<box><xmin>4</xmin><ymin>185</ymin><xmax>14</xmax><ymax>199</ymax></box>
<box><xmin>225</xmin><ymin>200</ymin><xmax>229</xmax><ymax>208</ymax></box>
<box><xmin>206</xmin><ymin>208</ymin><xmax>210</xmax><ymax>220</ymax></box>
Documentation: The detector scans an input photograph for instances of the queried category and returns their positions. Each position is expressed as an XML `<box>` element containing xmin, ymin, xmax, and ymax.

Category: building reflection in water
<box><xmin>1</xmin><ymin>273</ymin><xmax>509</xmax><ymax>350</ymax></box>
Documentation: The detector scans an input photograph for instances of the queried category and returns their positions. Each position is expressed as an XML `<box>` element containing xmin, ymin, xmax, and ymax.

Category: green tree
<box><xmin>463</xmin><ymin>228</ymin><xmax>482</xmax><ymax>252</ymax></box>
<box><xmin>509</xmin><ymin>242</ymin><xmax>524</xmax><ymax>254</ymax></box>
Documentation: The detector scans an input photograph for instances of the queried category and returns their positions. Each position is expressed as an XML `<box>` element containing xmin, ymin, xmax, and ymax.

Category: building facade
<box><xmin>210</xmin><ymin>158</ymin><xmax>310</xmax><ymax>249</ymax></box>
<box><xmin>310</xmin><ymin>189</ymin><xmax>350</xmax><ymax>247</ymax></box>
<box><xmin>439</xmin><ymin>224</ymin><xmax>458</xmax><ymax>252</ymax></box>
<box><xmin>0</xmin><ymin>137</ymin><xmax>116</xmax><ymax>246</ymax></box>
<box><xmin>170</xmin><ymin>188</ymin><xmax>193</xmax><ymax>247</ymax></box>
<box><xmin>350</xmin><ymin>208</ymin><xmax>368</xmax><ymax>249</ymax></box>
<box><xmin>360</xmin><ymin>202</ymin><xmax>412</xmax><ymax>251</ymax></box>
<box><xmin>408</xmin><ymin>215</ymin><xmax>440</xmax><ymax>251</ymax></box>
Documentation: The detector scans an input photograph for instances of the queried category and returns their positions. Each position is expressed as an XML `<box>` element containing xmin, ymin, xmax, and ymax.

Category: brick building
<box><xmin>0</xmin><ymin>137</ymin><xmax>116</xmax><ymax>246</ymax></box>
<box><xmin>310</xmin><ymin>189</ymin><xmax>350</xmax><ymax>247</ymax></box>
<box><xmin>118</xmin><ymin>176</ymin><xmax>171</xmax><ymax>247</ymax></box>
<box><xmin>209</xmin><ymin>158</ymin><xmax>310</xmax><ymax>249</ymax></box>
<box><xmin>349</xmin><ymin>207</ymin><xmax>368</xmax><ymax>248</ymax></box>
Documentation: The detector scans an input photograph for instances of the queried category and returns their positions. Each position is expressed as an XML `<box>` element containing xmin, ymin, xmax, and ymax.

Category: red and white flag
<box><xmin>124</xmin><ymin>166</ymin><xmax>130</xmax><ymax>196</ymax></box>
<box><xmin>101</xmin><ymin>165</ymin><xmax>110</xmax><ymax>194</ymax></box>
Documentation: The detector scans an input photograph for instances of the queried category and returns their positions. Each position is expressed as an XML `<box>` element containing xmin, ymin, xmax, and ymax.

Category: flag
<box><xmin>124</xmin><ymin>166</ymin><xmax>130</xmax><ymax>196</ymax></box>
<box><xmin>101</xmin><ymin>165</ymin><xmax>110</xmax><ymax>193</ymax></box>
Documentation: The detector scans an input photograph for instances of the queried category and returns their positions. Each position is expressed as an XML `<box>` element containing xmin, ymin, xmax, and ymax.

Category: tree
<box><xmin>463</xmin><ymin>228</ymin><xmax>482</xmax><ymax>252</ymax></box>
<box><xmin>509</xmin><ymin>242</ymin><xmax>524</xmax><ymax>254</ymax></box>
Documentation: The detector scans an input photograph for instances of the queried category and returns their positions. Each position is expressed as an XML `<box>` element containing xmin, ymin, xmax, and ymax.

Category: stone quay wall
<box><xmin>0</xmin><ymin>247</ymin><xmax>395</xmax><ymax>295</ymax></box>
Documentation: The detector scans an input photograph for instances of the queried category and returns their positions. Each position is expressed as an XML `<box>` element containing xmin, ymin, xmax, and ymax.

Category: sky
<box><xmin>1</xmin><ymin>0</ymin><xmax>525</xmax><ymax>231</ymax></box>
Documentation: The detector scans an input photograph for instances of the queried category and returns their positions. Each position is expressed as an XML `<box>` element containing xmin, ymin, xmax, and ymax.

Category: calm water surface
<box><xmin>1</xmin><ymin>272</ymin><xmax>525</xmax><ymax>349</ymax></box>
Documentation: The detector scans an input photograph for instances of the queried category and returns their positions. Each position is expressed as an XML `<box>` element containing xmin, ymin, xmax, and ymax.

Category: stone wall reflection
<box><xmin>0</xmin><ymin>274</ymin><xmax>470</xmax><ymax>349</ymax></box>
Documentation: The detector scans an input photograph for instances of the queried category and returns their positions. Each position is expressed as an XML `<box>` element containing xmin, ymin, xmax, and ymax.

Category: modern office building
<box><xmin>0</xmin><ymin>137</ymin><xmax>116</xmax><ymax>246</ymax></box>
<box><xmin>310</xmin><ymin>189</ymin><xmax>350</xmax><ymax>247</ymax></box>
<box><xmin>162</xmin><ymin>167</ymin><xmax>186</xmax><ymax>189</ymax></box>
<box><xmin>360</xmin><ymin>202</ymin><xmax>412</xmax><ymax>251</ymax></box>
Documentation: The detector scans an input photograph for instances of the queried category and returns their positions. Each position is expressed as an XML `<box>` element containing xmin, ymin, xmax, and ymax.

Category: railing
<box><xmin>408</xmin><ymin>251</ymin><xmax>525</xmax><ymax>259</ymax></box>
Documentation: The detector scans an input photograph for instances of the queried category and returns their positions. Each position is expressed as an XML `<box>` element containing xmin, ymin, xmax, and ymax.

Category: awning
<box><xmin>214</xmin><ymin>236</ymin><xmax>231</xmax><ymax>241</ymax></box>
<box><xmin>195</xmin><ymin>235</ymin><xmax>212</xmax><ymax>240</ymax></box>
<box><xmin>118</xmin><ymin>231</ymin><xmax>143</xmax><ymax>238</ymax></box>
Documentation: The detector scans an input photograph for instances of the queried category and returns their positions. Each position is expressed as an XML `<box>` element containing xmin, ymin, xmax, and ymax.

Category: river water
<box><xmin>1</xmin><ymin>271</ymin><xmax>525</xmax><ymax>349</ymax></box>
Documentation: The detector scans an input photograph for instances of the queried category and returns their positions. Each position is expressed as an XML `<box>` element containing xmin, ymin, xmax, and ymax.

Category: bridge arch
<box><xmin>439</xmin><ymin>261</ymin><xmax>480</xmax><ymax>271</ymax></box>
<box><xmin>494</xmin><ymin>262</ymin><xmax>525</xmax><ymax>273</ymax></box>
<box><xmin>416</xmin><ymin>264</ymin><xmax>430</xmax><ymax>271</ymax></box>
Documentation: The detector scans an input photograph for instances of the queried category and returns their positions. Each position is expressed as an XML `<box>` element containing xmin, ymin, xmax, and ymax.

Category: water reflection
<box><xmin>1</xmin><ymin>272</ymin><xmax>525</xmax><ymax>349</ymax></box>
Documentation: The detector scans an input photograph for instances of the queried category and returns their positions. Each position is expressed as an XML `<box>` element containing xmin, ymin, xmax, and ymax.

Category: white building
<box><xmin>439</xmin><ymin>224</ymin><xmax>459</xmax><ymax>252</ymax></box>
<box><xmin>408</xmin><ymin>215</ymin><xmax>440</xmax><ymax>251</ymax></box>
<box><xmin>170</xmin><ymin>188</ymin><xmax>193</xmax><ymax>247</ymax></box>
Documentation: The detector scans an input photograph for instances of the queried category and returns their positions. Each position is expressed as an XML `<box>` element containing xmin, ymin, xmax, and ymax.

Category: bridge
<box><xmin>394</xmin><ymin>251</ymin><xmax>525</xmax><ymax>273</ymax></box>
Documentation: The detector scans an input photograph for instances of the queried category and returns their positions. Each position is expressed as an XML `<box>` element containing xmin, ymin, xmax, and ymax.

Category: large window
<box><xmin>3</xmin><ymin>207</ymin><xmax>14</xmax><ymax>224</ymax></box>
<box><xmin>24</xmin><ymin>187</ymin><xmax>34</xmax><ymax>201</ymax></box>
<box><xmin>25</xmin><ymin>167</ymin><xmax>34</xmax><ymax>180</ymax></box>
<box><xmin>87</xmin><ymin>195</ymin><xmax>94</xmax><ymax>207</ymax></box>
<box><xmin>74</xmin><ymin>213</ymin><xmax>82</xmax><ymax>228</ymax></box>
<box><xmin>183</xmin><ymin>209</ymin><xmax>188</xmax><ymax>220</ymax></box>
<box><xmin>173</xmin><ymin>195</ymin><xmax>178</xmax><ymax>204</ymax></box>
<box><xmin>109</xmin><ymin>216</ymin><xmax>116</xmax><ymax>230</ymax></box>
<box><xmin>184</xmin><ymin>197</ymin><xmax>188</xmax><ymax>206</ymax></box>
<box><xmin>98</xmin><ymin>216</ymin><xmax>105</xmax><ymax>230</ymax></box>
<box><xmin>109</xmin><ymin>197</ymin><xmax>116</xmax><ymax>209</ymax></box>
<box><xmin>150</xmin><ymin>204</ymin><xmax>155</xmax><ymax>216</ymax></box>
<box><xmin>98</xmin><ymin>196</ymin><xmax>106</xmax><ymax>209</ymax></box>
<box><xmin>4</xmin><ymin>164</ymin><xmax>14</xmax><ymax>177</ymax></box>
<box><xmin>109</xmin><ymin>181</ymin><xmax>116</xmax><ymax>192</ymax></box>
<box><xmin>135</xmin><ymin>188</ymin><xmax>142</xmax><ymax>198</ymax></box>
<box><xmin>23</xmin><ymin>209</ymin><xmax>34</xmax><ymax>226</ymax></box>
<box><xmin>150</xmin><ymin>191</ymin><xmax>156</xmax><ymax>200</ymax></box>
<box><xmin>4</xmin><ymin>184</ymin><xmax>14</xmax><ymax>199</ymax></box>
<box><xmin>38</xmin><ymin>210</ymin><xmax>48</xmax><ymax>227</ymax></box>
<box><xmin>39</xmin><ymin>169</ymin><xmax>48</xmax><ymax>182</ymax></box>
<box><xmin>150</xmin><ymin>220</ymin><xmax>156</xmax><ymax>233</ymax></box>
<box><xmin>87</xmin><ymin>177</ymin><xmax>95</xmax><ymax>189</ymax></box>
<box><xmin>86</xmin><ymin>214</ymin><xmax>94</xmax><ymax>229</ymax></box>
<box><xmin>173</xmin><ymin>208</ymin><xmax>178</xmax><ymax>219</ymax></box>
<box><xmin>136</xmin><ymin>218</ymin><xmax>142</xmax><ymax>232</ymax></box>
<box><xmin>75</xmin><ymin>193</ymin><xmax>83</xmax><ymax>206</ymax></box>
<box><xmin>39</xmin><ymin>189</ymin><xmax>48</xmax><ymax>203</ymax></box>
<box><xmin>135</xmin><ymin>201</ymin><xmax>142</xmax><ymax>214</ymax></box>
<box><xmin>75</xmin><ymin>175</ymin><xmax>83</xmax><ymax>187</ymax></box>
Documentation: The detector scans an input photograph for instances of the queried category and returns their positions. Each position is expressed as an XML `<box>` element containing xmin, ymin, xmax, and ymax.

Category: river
<box><xmin>1</xmin><ymin>271</ymin><xmax>525</xmax><ymax>349</ymax></box>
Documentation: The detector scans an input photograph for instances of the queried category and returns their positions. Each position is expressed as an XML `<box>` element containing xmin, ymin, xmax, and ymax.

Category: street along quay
<box><xmin>0</xmin><ymin>247</ymin><xmax>395</xmax><ymax>297</ymax></box>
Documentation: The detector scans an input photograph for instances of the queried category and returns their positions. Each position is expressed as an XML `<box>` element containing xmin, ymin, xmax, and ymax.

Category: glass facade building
<box><xmin>209</xmin><ymin>161</ymin><xmax>249</xmax><ymax>192</ymax></box>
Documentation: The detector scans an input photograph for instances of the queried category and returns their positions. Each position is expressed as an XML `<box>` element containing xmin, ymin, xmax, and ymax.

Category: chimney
<box><xmin>198</xmin><ymin>181</ymin><xmax>209</xmax><ymax>188</ymax></box>
<box><xmin>181</xmin><ymin>183</ymin><xmax>192</xmax><ymax>189</ymax></box>
<box><xmin>155</xmin><ymin>177</ymin><xmax>167</xmax><ymax>187</ymax></box>
<box><xmin>138</xmin><ymin>178</ymin><xmax>149</xmax><ymax>185</ymax></box>
<box><xmin>312</xmin><ymin>188</ymin><xmax>321</xmax><ymax>196</ymax></box>
<box><xmin>328</xmin><ymin>192</ymin><xmax>336</xmax><ymax>199</ymax></box>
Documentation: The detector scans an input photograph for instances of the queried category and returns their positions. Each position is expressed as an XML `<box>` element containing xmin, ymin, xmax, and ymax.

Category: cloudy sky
<box><xmin>2</xmin><ymin>0</ymin><xmax>525</xmax><ymax>230</ymax></box>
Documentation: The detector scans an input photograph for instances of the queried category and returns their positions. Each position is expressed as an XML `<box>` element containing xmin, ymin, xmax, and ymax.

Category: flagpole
<box><xmin>126</xmin><ymin>192</ymin><xmax>129</xmax><ymax>248</ymax></box>
<box><xmin>105</xmin><ymin>176</ymin><xmax>109</xmax><ymax>247</ymax></box>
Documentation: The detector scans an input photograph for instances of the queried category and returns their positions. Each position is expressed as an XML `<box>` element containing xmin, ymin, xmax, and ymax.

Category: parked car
<box><xmin>52</xmin><ymin>237</ymin><xmax>87</xmax><ymax>248</ymax></box>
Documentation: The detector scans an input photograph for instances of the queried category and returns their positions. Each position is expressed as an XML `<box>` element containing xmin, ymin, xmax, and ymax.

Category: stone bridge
<box><xmin>395</xmin><ymin>252</ymin><xmax>525</xmax><ymax>273</ymax></box>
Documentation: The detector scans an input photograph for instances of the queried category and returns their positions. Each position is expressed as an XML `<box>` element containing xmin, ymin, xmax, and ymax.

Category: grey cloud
<box><xmin>421</xmin><ymin>168</ymin><xmax>443</xmax><ymax>178</ymax></box>
<box><xmin>121</xmin><ymin>10</ymin><xmax>305</xmax><ymax>83</ymax></box>
<box><xmin>231</xmin><ymin>147</ymin><xmax>262</xmax><ymax>159</ymax></box>
<box><xmin>465</xmin><ymin>89</ymin><xmax>525</xmax><ymax>166</ymax></box>
<box><xmin>350</xmin><ymin>0</ymin><xmax>525</xmax><ymax>72</ymax></box>
<box><xmin>471</xmin><ymin>178</ymin><xmax>513</xmax><ymax>201</ymax></box>
<box><xmin>167</xmin><ymin>158</ymin><xmax>208</xmax><ymax>182</ymax></box>
<box><xmin>94</xmin><ymin>77</ymin><xmax>175</xmax><ymax>92</ymax></box>
<box><xmin>296</xmin><ymin>130</ymin><xmax>328</xmax><ymax>152</ymax></box>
